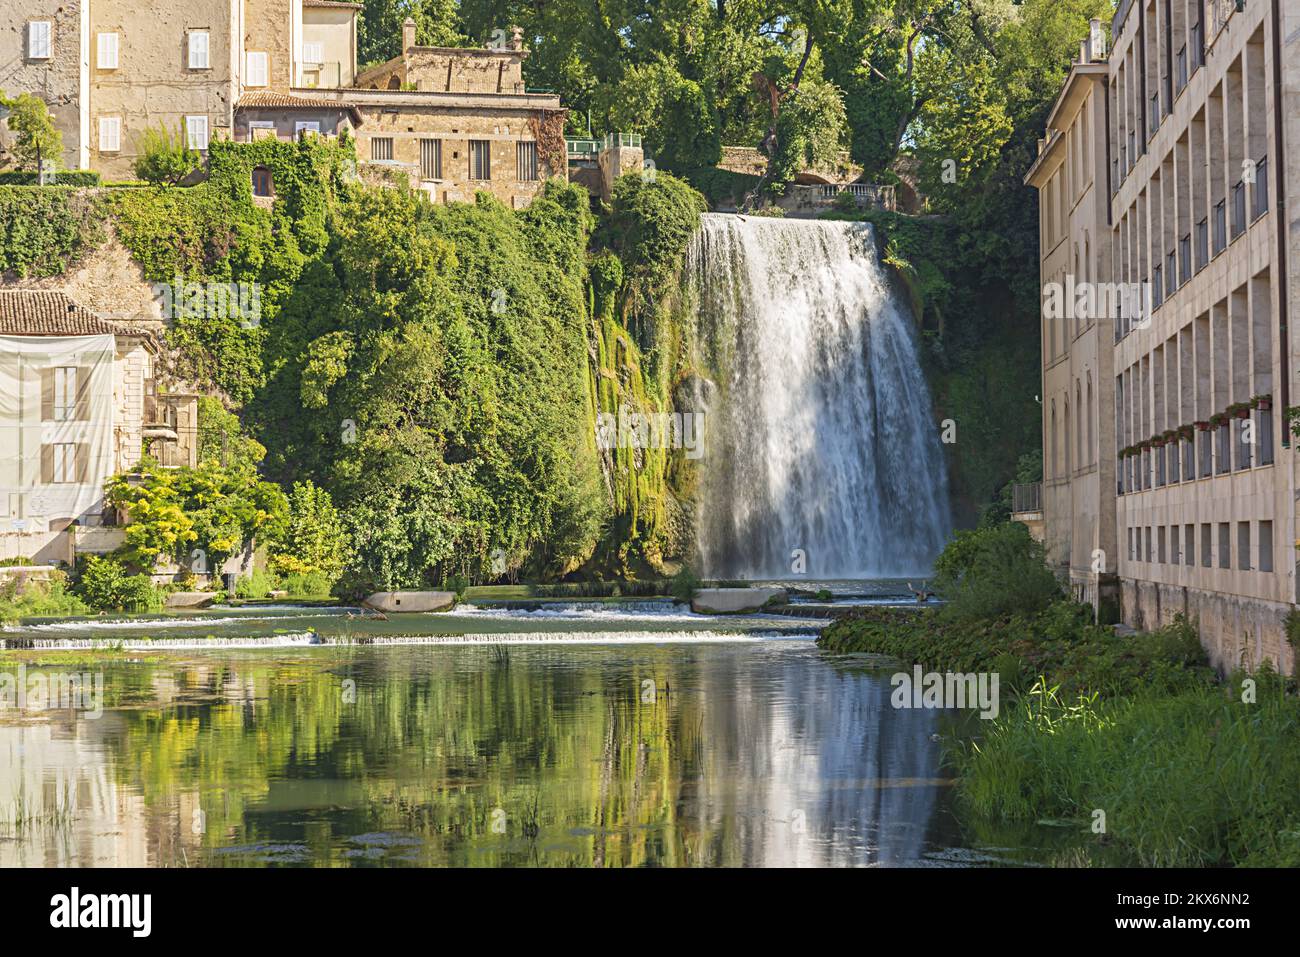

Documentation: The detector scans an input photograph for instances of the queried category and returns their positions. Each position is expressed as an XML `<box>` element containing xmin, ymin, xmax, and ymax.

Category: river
<box><xmin>0</xmin><ymin>601</ymin><xmax>1055</xmax><ymax>867</ymax></box>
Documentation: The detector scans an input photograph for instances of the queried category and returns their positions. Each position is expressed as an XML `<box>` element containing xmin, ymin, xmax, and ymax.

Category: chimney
<box><xmin>402</xmin><ymin>17</ymin><xmax>416</xmax><ymax>53</ymax></box>
<box><xmin>1089</xmin><ymin>18</ymin><xmax>1106</xmax><ymax>61</ymax></box>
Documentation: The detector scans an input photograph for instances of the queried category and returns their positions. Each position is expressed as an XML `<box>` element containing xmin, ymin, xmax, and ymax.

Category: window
<box><xmin>251</xmin><ymin>166</ymin><xmax>273</xmax><ymax>197</ymax></box>
<box><xmin>185</xmin><ymin>115</ymin><xmax>209</xmax><ymax>151</ymax></box>
<box><xmin>97</xmin><ymin>32</ymin><xmax>118</xmax><ymax>70</ymax></box>
<box><xmin>1237</xmin><ymin>522</ymin><xmax>1251</xmax><ymax>570</ymax></box>
<box><xmin>1157</xmin><ymin>526</ymin><xmax>1167</xmax><ymax>563</ymax></box>
<box><xmin>516</xmin><ymin>141</ymin><xmax>538</xmax><ymax>181</ymax></box>
<box><xmin>49</xmin><ymin>444</ymin><xmax>77</xmax><ymax>484</ymax></box>
<box><xmin>99</xmin><ymin>116</ymin><xmax>121</xmax><ymax>152</ymax></box>
<box><xmin>1252</xmin><ymin>158</ymin><xmax>1269</xmax><ymax>219</ymax></box>
<box><xmin>370</xmin><ymin>137</ymin><xmax>393</xmax><ymax>161</ymax></box>
<box><xmin>1184</xmin><ymin>524</ymin><xmax>1195</xmax><ymax>566</ymax></box>
<box><xmin>28</xmin><ymin>21</ymin><xmax>52</xmax><ymax>60</ymax></box>
<box><xmin>302</xmin><ymin>41</ymin><xmax>323</xmax><ymax>64</ymax></box>
<box><xmin>470</xmin><ymin>139</ymin><xmax>491</xmax><ymax>180</ymax></box>
<box><xmin>294</xmin><ymin>121</ymin><xmax>320</xmax><ymax>137</ymax></box>
<box><xmin>246</xmin><ymin>51</ymin><xmax>269</xmax><ymax>87</ymax></box>
<box><xmin>53</xmin><ymin>367</ymin><xmax>76</xmax><ymax>421</ymax></box>
<box><xmin>1218</xmin><ymin>522</ymin><xmax>1230</xmax><ymax>569</ymax></box>
<box><xmin>1259</xmin><ymin>521</ymin><xmax>1274</xmax><ymax>572</ymax></box>
<box><xmin>1200</xmin><ymin>523</ymin><xmax>1212</xmax><ymax>567</ymax></box>
<box><xmin>188</xmin><ymin>30</ymin><xmax>209</xmax><ymax>70</ymax></box>
<box><xmin>419</xmin><ymin>138</ymin><xmax>442</xmax><ymax>180</ymax></box>
<box><xmin>1171</xmin><ymin>525</ymin><xmax>1180</xmax><ymax>564</ymax></box>
<box><xmin>248</xmin><ymin>120</ymin><xmax>276</xmax><ymax>141</ymax></box>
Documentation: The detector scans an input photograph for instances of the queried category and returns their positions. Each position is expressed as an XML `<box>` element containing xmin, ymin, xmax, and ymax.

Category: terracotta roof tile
<box><xmin>0</xmin><ymin>290</ymin><xmax>137</xmax><ymax>337</ymax></box>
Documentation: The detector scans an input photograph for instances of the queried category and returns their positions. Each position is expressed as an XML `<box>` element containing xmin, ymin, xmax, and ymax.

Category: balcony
<box><xmin>1011</xmin><ymin>483</ymin><xmax>1044</xmax><ymax>540</ymax></box>
<box><xmin>1252</xmin><ymin>157</ymin><xmax>1269</xmax><ymax>220</ymax></box>
<box><xmin>1231</xmin><ymin>180</ymin><xmax>1247</xmax><ymax>239</ymax></box>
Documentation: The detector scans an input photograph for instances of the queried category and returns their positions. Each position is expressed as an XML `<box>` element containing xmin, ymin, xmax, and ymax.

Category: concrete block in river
<box><xmin>691</xmin><ymin>587</ymin><xmax>787</xmax><ymax>614</ymax></box>
<box><xmin>363</xmin><ymin>591</ymin><xmax>457</xmax><ymax>613</ymax></box>
<box><xmin>165</xmin><ymin>591</ymin><xmax>217</xmax><ymax>609</ymax></box>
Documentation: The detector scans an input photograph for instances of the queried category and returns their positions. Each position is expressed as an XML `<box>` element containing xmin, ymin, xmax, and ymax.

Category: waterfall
<box><xmin>686</xmin><ymin>213</ymin><xmax>950</xmax><ymax>579</ymax></box>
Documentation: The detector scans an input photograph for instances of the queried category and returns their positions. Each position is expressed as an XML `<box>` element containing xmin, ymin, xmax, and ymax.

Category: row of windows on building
<box><xmin>1112</xmin><ymin>26</ymin><xmax>1270</xmax><ymax>341</ymax></box>
<box><xmin>1127</xmin><ymin>518</ymin><xmax>1274</xmax><ymax>573</ymax></box>
<box><xmin>97</xmin><ymin>115</ymin><xmax>209</xmax><ymax>152</ymax></box>
<box><xmin>370</xmin><ymin>137</ymin><xmax>540</xmax><ymax>182</ymax></box>
<box><xmin>29</xmin><ymin>20</ymin><xmax>288</xmax><ymax>85</ymax></box>
<box><xmin>1118</xmin><ymin>411</ymin><xmax>1275</xmax><ymax>495</ymax></box>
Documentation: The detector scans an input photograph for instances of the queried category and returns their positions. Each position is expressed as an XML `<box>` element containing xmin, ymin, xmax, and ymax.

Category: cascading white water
<box><xmin>687</xmin><ymin>213</ymin><xmax>950</xmax><ymax>579</ymax></box>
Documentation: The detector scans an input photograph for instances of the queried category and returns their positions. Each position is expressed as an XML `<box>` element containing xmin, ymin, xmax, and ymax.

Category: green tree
<box><xmin>0</xmin><ymin>91</ymin><xmax>63</xmax><ymax>171</ymax></box>
<box><xmin>268</xmin><ymin>480</ymin><xmax>350</xmax><ymax>587</ymax></box>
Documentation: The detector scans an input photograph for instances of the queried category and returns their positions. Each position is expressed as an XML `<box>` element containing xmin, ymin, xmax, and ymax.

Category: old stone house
<box><xmin>0</xmin><ymin>0</ymin><xmax>568</xmax><ymax>208</ymax></box>
<box><xmin>0</xmin><ymin>290</ymin><xmax>196</xmax><ymax>565</ymax></box>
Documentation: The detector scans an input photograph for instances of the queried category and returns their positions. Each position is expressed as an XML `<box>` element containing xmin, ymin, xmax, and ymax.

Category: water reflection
<box><xmin>0</xmin><ymin>641</ymin><xmax>964</xmax><ymax>867</ymax></box>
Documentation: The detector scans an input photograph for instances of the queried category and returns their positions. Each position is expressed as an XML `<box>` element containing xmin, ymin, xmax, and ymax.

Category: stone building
<box><xmin>1023</xmin><ymin>23</ymin><xmax>1119</xmax><ymax>615</ymax></box>
<box><xmin>1027</xmin><ymin>1</ymin><xmax>1299</xmax><ymax>673</ymax></box>
<box><xmin>0</xmin><ymin>1</ymin><xmax>568</xmax><ymax>207</ymax></box>
<box><xmin>0</xmin><ymin>291</ymin><xmax>197</xmax><ymax>565</ymax></box>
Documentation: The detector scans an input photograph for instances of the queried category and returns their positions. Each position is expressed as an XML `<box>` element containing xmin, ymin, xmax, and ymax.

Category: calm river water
<box><xmin>0</xmin><ymin>603</ymin><xmax>1053</xmax><ymax>867</ymax></box>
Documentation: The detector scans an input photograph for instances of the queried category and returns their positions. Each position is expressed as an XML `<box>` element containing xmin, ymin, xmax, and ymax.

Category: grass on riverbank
<box><xmin>816</xmin><ymin>522</ymin><xmax>1299</xmax><ymax>867</ymax></box>
<box><xmin>954</xmin><ymin>675</ymin><xmax>1300</xmax><ymax>866</ymax></box>
<box><xmin>818</xmin><ymin>602</ymin><xmax>1215</xmax><ymax>699</ymax></box>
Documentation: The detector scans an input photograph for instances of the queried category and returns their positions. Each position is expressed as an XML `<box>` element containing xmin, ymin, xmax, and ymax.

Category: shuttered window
<box><xmin>516</xmin><ymin>141</ymin><xmax>538</xmax><ymax>181</ymax></box>
<box><xmin>186</xmin><ymin>115</ymin><xmax>209</xmax><ymax>151</ymax></box>
<box><xmin>188</xmin><ymin>31</ymin><xmax>209</xmax><ymax>69</ymax></box>
<box><xmin>302</xmin><ymin>41</ymin><xmax>323</xmax><ymax>64</ymax></box>
<box><xmin>42</xmin><ymin>444</ymin><xmax>84</xmax><ymax>484</ymax></box>
<box><xmin>370</xmin><ymin>137</ymin><xmax>393</xmax><ymax>161</ymax></box>
<box><xmin>419</xmin><ymin>139</ymin><xmax>442</xmax><ymax>180</ymax></box>
<box><xmin>470</xmin><ymin>140</ymin><xmax>491</xmax><ymax>180</ymax></box>
<box><xmin>97</xmin><ymin>32</ymin><xmax>118</xmax><ymax>69</ymax></box>
<box><xmin>29</xmin><ymin>21</ymin><xmax>52</xmax><ymax>59</ymax></box>
<box><xmin>41</xmin><ymin>366</ymin><xmax>90</xmax><ymax>421</ymax></box>
<box><xmin>99</xmin><ymin>117</ymin><xmax>121</xmax><ymax>152</ymax></box>
<box><xmin>246</xmin><ymin>51</ymin><xmax>268</xmax><ymax>87</ymax></box>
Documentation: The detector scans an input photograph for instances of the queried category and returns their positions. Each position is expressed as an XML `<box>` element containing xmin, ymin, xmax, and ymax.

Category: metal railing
<box><xmin>1011</xmin><ymin>482</ymin><xmax>1042</xmax><ymax>514</ymax></box>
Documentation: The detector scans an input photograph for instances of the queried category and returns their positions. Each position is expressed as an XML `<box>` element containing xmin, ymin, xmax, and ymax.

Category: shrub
<box><xmin>234</xmin><ymin>567</ymin><xmax>279</xmax><ymax>600</ymax></box>
<box><xmin>670</xmin><ymin>565</ymin><xmax>700</xmax><ymax>603</ymax></box>
<box><xmin>281</xmin><ymin>570</ymin><xmax>332</xmax><ymax>598</ymax></box>
<box><xmin>131</xmin><ymin>124</ymin><xmax>202</xmax><ymax>186</ymax></box>
<box><xmin>0</xmin><ymin>571</ymin><xmax>90</xmax><ymax>624</ymax></box>
<box><xmin>74</xmin><ymin>556</ymin><xmax>163</xmax><ymax>613</ymax></box>
<box><xmin>0</xmin><ymin>170</ymin><xmax>100</xmax><ymax>186</ymax></box>
<box><xmin>932</xmin><ymin>522</ymin><xmax>1062</xmax><ymax>621</ymax></box>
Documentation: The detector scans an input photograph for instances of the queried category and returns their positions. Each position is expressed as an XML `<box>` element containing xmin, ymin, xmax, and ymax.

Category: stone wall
<box><xmin>1122</xmin><ymin>577</ymin><xmax>1295</xmax><ymax>673</ymax></box>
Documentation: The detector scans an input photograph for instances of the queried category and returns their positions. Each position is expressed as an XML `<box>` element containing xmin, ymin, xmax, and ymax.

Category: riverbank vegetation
<box><xmin>818</xmin><ymin>523</ymin><xmax>1300</xmax><ymax>866</ymax></box>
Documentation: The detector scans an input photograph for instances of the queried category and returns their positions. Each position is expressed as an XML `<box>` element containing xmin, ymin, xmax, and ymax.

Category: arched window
<box><xmin>1064</xmin><ymin>396</ymin><xmax>1072</xmax><ymax>475</ymax></box>
<box><xmin>1076</xmin><ymin>382</ymin><xmax>1084</xmax><ymax>469</ymax></box>
<box><xmin>1086</xmin><ymin>373</ymin><xmax>1095</xmax><ymax>464</ymax></box>
<box><xmin>387</xmin><ymin>75</ymin><xmax>401</xmax><ymax>90</ymax></box>
<box><xmin>1050</xmin><ymin>400</ymin><xmax>1058</xmax><ymax>478</ymax></box>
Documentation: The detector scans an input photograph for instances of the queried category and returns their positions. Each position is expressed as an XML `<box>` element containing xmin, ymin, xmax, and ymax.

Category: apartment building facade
<box><xmin>1024</xmin><ymin>27</ymin><xmax>1119</xmax><ymax>613</ymax></box>
<box><xmin>0</xmin><ymin>1</ymin><xmax>565</xmax><ymax>207</ymax></box>
<box><xmin>1029</xmin><ymin>1</ymin><xmax>1299</xmax><ymax>672</ymax></box>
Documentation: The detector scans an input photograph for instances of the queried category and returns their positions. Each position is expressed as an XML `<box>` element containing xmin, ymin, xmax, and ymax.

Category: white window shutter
<box><xmin>188</xmin><ymin>31</ymin><xmax>209</xmax><ymax>69</ymax></box>
<box><xmin>97</xmin><ymin>33</ymin><xmax>118</xmax><ymax>69</ymax></box>
<box><xmin>99</xmin><ymin>117</ymin><xmax>121</xmax><ymax>152</ymax></box>
<box><xmin>303</xmin><ymin>42</ymin><xmax>323</xmax><ymax>64</ymax></box>
<box><xmin>246</xmin><ymin>51</ymin><xmax>268</xmax><ymax>87</ymax></box>
<box><xmin>186</xmin><ymin>115</ymin><xmax>209</xmax><ymax>151</ymax></box>
<box><xmin>29</xmin><ymin>21</ymin><xmax>52</xmax><ymax>59</ymax></box>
